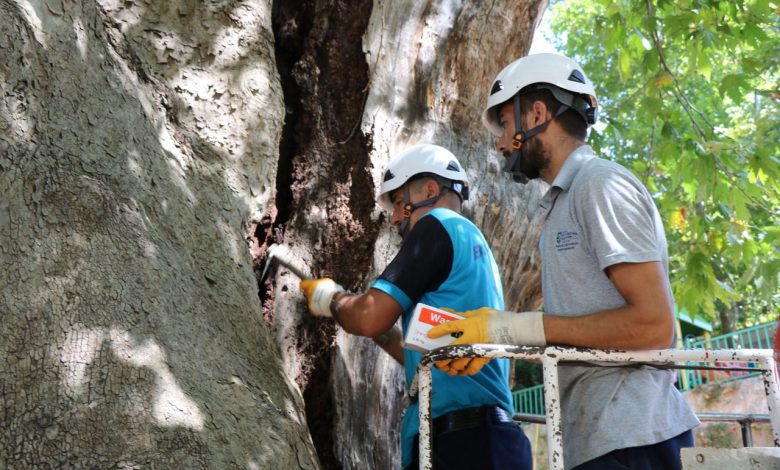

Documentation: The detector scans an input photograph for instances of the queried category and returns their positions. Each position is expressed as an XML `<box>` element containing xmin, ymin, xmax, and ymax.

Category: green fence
<box><xmin>512</xmin><ymin>383</ymin><xmax>545</xmax><ymax>415</ymax></box>
<box><xmin>679</xmin><ymin>320</ymin><xmax>776</xmax><ymax>392</ymax></box>
<box><xmin>511</xmin><ymin>321</ymin><xmax>778</xmax><ymax>415</ymax></box>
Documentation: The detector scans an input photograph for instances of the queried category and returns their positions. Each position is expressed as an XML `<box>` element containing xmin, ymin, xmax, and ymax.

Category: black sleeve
<box><xmin>377</xmin><ymin>215</ymin><xmax>453</xmax><ymax>304</ymax></box>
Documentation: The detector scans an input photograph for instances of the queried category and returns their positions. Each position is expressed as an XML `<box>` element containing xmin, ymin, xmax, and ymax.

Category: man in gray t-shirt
<box><xmin>428</xmin><ymin>53</ymin><xmax>699</xmax><ymax>469</ymax></box>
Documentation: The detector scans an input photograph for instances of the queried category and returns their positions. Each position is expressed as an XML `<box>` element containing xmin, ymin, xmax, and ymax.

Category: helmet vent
<box><xmin>490</xmin><ymin>80</ymin><xmax>503</xmax><ymax>95</ymax></box>
<box><xmin>446</xmin><ymin>160</ymin><xmax>461</xmax><ymax>172</ymax></box>
<box><xmin>383</xmin><ymin>169</ymin><xmax>395</xmax><ymax>182</ymax></box>
<box><xmin>567</xmin><ymin>70</ymin><xmax>586</xmax><ymax>84</ymax></box>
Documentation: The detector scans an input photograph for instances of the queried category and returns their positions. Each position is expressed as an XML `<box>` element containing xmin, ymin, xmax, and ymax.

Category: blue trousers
<box><xmin>404</xmin><ymin>414</ymin><xmax>533</xmax><ymax>470</ymax></box>
<box><xmin>573</xmin><ymin>430</ymin><xmax>694</xmax><ymax>470</ymax></box>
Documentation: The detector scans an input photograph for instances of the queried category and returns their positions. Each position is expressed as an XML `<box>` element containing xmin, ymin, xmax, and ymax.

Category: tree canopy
<box><xmin>547</xmin><ymin>0</ymin><xmax>779</xmax><ymax>329</ymax></box>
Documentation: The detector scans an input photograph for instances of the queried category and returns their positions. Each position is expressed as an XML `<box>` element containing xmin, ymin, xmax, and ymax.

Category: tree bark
<box><xmin>720</xmin><ymin>302</ymin><xmax>740</xmax><ymax>336</ymax></box>
<box><xmin>1</xmin><ymin>0</ymin><xmax>317</xmax><ymax>467</ymax></box>
<box><xmin>1</xmin><ymin>0</ymin><xmax>546</xmax><ymax>468</ymax></box>
<box><xmin>264</xmin><ymin>1</ymin><xmax>547</xmax><ymax>468</ymax></box>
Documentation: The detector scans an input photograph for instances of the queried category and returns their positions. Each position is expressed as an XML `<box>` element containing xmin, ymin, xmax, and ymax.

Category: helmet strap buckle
<box><xmin>511</xmin><ymin>134</ymin><xmax>524</xmax><ymax>150</ymax></box>
<box><xmin>512</xmin><ymin>94</ymin><xmax>526</xmax><ymax>151</ymax></box>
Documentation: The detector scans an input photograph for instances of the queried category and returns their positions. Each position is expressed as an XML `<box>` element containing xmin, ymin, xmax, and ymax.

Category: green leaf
<box><xmin>743</xmin><ymin>22</ymin><xmax>769</xmax><ymax>46</ymax></box>
<box><xmin>619</xmin><ymin>49</ymin><xmax>632</xmax><ymax>81</ymax></box>
<box><xmin>642</xmin><ymin>96</ymin><xmax>664</xmax><ymax>115</ymax></box>
<box><xmin>628</xmin><ymin>32</ymin><xmax>645</xmax><ymax>54</ymax></box>
<box><xmin>730</xmin><ymin>189</ymin><xmax>751</xmax><ymax>221</ymax></box>
<box><xmin>665</xmin><ymin>12</ymin><xmax>698</xmax><ymax>36</ymax></box>
<box><xmin>719</xmin><ymin>73</ymin><xmax>751</xmax><ymax>101</ymax></box>
<box><xmin>660</xmin><ymin>122</ymin><xmax>673</xmax><ymax>138</ymax></box>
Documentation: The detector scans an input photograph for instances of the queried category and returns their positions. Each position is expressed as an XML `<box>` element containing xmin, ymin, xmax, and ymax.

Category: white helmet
<box><xmin>481</xmin><ymin>53</ymin><xmax>598</xmax><ymax>136</ymax></box>
<box><xmin>377</xmin><ymin>144</ymin><xmax>469</xmax><ymax>212</ymax></box>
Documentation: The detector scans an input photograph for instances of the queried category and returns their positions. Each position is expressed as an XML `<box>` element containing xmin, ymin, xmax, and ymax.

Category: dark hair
<box><xmin>388</xmin><ymin>174</ymin><xmax>435</xmax><ymax>203</ymax></box>
<box><xmin>518</xmin><ymin>87</ymin><xmax>587</xmax><ymax>140</ymax></box>
<box><xmin>391</xmin><ymin>173</ymin><xmax>464</xmax><ymax>203</ymax></box>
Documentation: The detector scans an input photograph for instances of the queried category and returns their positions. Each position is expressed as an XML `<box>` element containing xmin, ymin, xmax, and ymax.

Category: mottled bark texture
<box><xmin>0</xmin><ymin>0</ymin><xmax>317</xmax><ymax>468</ymax></box>
<box><xmin>262</xmin><ymin>1</ymin><xmax>547</xmax><ymax>469</ymax></box>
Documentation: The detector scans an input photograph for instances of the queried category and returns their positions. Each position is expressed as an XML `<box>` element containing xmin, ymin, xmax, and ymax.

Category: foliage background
<box><xmin>545</xmin><ymin>0</ymin><xmax>779</xmax><ymax>330</ymax></box>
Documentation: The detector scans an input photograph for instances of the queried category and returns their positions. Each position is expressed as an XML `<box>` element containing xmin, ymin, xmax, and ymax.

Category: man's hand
<box><xmin>300</xmin><ymin>278</ymin><xmax>345</xmax><ymax>317</ymax></box>
<box><xmin>434</xmin><ymin>357</ymin><xmax>491</xmax><ymax>376</ymax></box>
<box><xmin>429</xmin><ymin>308</ymin><xmax>494</xmax><ymax>376</ymax></box>
<box><xmin>429</xmin><ymin>307</ymin><xmax>494</xmax><ymax>343</ymax></box>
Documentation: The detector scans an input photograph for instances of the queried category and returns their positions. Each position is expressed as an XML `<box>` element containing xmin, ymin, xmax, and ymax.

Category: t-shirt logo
<box><xmin>555</xmin><ymin>231</ymin><xmax>580</xmax><ymax>251</ymax></box>
<box><xmin>473</xmin><ymin>244</ymin><xmax>484</xmax><ymax>259</ymax></box>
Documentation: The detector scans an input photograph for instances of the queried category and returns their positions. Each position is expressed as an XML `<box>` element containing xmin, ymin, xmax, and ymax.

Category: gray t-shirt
<box><xmin>539</xmin><ymin>145</ymin><xmax>699</xmax><ymax>468</ymax></box>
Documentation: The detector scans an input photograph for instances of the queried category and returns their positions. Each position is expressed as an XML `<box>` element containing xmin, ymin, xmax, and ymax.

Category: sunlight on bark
<box><xmin>72</xmin><ymin>16</ymin><xmax>88</xmax><ymax>60</ymax></box>
<box><xmin>57</xmin><ymin>325</ymin><xmax>204</xmax><ymax>431</ymax></box>
<box><xmin>58</xmin><ymin>326</ymin><xmax>105</xmax><ymax>397</ymax></box>
<box><xmin>109</xmin><ymin>328</ymin><xmax>205</xmax><ymax>430</ymax></box>
<box><xmin>14</xmin><ymin>0</ymin><xmax>47</xmax><ymax>46</ymax></box>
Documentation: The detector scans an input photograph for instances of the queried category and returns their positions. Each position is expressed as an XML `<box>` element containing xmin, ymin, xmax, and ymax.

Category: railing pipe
<box><xmin>759</xmin><ymin>355</ymin><xmax>780</xmax><ymax>446</ymax></box>
<box><xmin>418</xmin><ymin>365</ymin><xmax>433</xmax><ymax>470</ymax></box>
<box><xmin>414</xmin><ymin>345</ymin><xmax>779</xmax><ymax>470</ymax></box>
<box><xmin>542</xmin><ymin>354</ymin><xmax>563</xmax><ymax>470</ymax></box>
<box><xmin>515</xmin><ymin>412</ymin><xmax>770</xmax><ymax>447</ymax></box>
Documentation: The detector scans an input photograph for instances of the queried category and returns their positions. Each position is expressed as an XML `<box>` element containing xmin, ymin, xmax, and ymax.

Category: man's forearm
<box><xmin>543</xmin><ymin>306</ymin><xmax>675</xmax><ymax>350</ymax></box>
<box><xmin>331</xmin><ymin>292</ymin><xmax>375</xmax><ymax>336</ymax></box>
<box><xmin>429</xmin><ymin>306</ymin><xmax>673</xmax><ymax>351</ymax></box>
<box><xmin>543</xmin><ymin>261</ymin><xmax>675</xmax><ymax>350</ymax></box>
<box><xmin>330</xmin><ymin>289</ymin><xmax>402</xmax><ymax>338</ymax></box>
<box><xmin>372</xmin><ymin>326</ymin><xmax>405</xmax><ymax>365</ymax></box>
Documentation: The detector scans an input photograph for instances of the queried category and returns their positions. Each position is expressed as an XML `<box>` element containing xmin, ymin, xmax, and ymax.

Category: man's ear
<box><xmin>532</xmin><ymin>100</ymin><xmax>549</xmax><ymax>126</ymax></box>
<box><xmin>425</xmin><ymin>179</ymin><xmax>441</xmax><ymax>198</ymax></box>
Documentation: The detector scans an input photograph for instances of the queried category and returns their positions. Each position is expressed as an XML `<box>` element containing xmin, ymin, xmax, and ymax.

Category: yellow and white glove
<box><xmin>426</xmin><ymin>308</ymin><xmax>488</xmax><ymax>376</ymax></box>
<box><xmin>427</xmin><ymin>307</ymin><xmax>546</xmax><ymax>375</ymax></box>
<box><xmin>299</xmin><ymin>278</ymin><xmax>345</xmax><ymax>318</ymax></box>
<box><xmin>434</xmin><ymin>356</ymin><xmax>492</xmax><ymax>376</ymax></box>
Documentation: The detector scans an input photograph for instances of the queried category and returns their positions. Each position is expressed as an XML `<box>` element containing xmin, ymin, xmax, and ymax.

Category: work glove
<box><xmin>428</xmin><ymin>308</ymin><xmax>492</xmax><ymax>376</ymax></box>
<box><xmin>299</xmin><ymin>278</ymin><xmax>345</xmax><ymax>318</ymax></box>
<box><xmin>434</xmin><ymin>356</ymin><xmax>492</xmax><ymax>377</ymax></box>
<box><xmin>427</xmin><ymin>307</ymin><xmax>546</xmax><ymax>376</ymax></box>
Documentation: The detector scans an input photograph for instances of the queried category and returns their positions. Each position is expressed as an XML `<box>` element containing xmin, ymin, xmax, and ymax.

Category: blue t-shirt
<box><xmin>371</xmin><ymin>208</ymin><xmax>513</xmax><ymax>468</ymax></box>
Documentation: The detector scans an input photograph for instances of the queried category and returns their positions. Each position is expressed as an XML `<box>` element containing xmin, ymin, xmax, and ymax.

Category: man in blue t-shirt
<box><xmin>300</xmin><ymin>144</ymin><xmax>532</xmax><ymax>469</ymax></box>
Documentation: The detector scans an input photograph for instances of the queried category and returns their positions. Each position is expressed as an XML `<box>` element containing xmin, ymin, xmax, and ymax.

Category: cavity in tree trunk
<box><xmin>262</xmin><ymin>0</ymin><xmax>547</xmax><ymax>467</ymax></box>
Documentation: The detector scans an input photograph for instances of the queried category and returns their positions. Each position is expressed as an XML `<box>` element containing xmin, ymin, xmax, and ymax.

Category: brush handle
<box><xmin>267</xmin><ymin>244</ymin><xmax>310</xmax><ymax>279</ymax></box>
<box><xmin>282</xmin><ymin>261</ymin><xmax>308</xmax><ymax>280</ymax></box>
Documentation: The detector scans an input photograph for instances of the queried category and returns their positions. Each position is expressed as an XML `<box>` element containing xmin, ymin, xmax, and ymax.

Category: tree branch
<box><xmin>644</xmin><ymin>0</ymin><xmax>778</xmax><ymax>216</ymax></box>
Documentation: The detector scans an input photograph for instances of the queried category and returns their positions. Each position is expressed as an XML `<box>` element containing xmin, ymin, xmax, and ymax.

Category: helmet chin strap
<box><xmin>504</xmin><ymin>94</ymin><xmax>570</xmax><ymax>183</ymax></box>
<box><xmin>399</xmin><ymin>183</ymin><xmax>450</xmax><ymax>237</ymax></box>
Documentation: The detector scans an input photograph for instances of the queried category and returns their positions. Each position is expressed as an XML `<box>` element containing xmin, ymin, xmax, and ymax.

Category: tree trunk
<box><xmin>1</xmin><ymin>0</ymin><xmax>546</xmax><ymax>468</ymax></box>
<box><xmin>1</xmin><ymin>0</ymin><xmax>317</xmax><ymax>467</ymax></box>
<box><xmin>263</xmin><ymin>0</ymin><xmax>547</xmax><ymax>468</ymax></box>
<box><xmin>720</xmin><ymin>302</ymin><xmax>740</xmax><ymax>336</ymax></box>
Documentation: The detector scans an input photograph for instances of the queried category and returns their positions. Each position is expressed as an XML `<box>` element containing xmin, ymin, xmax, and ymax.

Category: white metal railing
<box><xmin>513</xmin><ymin>412</ymin><xmax>771</xmax><ymax>448</ymax></box>
<box><xmin>411</xmin><ymin>345</ymin><xmax>780</xmax><ymax>470</ymax></box>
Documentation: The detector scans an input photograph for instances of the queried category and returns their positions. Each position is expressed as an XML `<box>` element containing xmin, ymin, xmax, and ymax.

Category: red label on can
<box><xmin>419</xmin><ymin>308</ymin><xmax>459</xmax><ymax>326</ymax></box>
